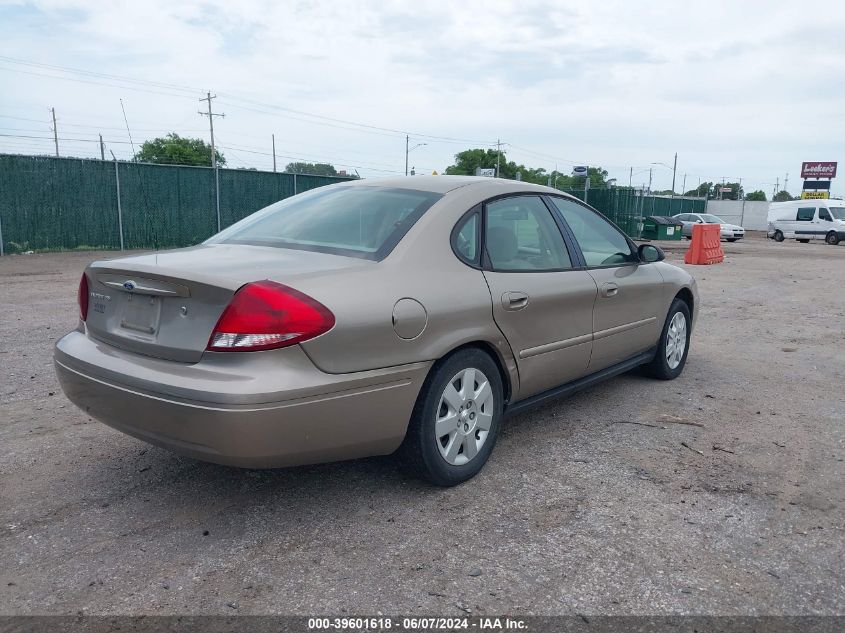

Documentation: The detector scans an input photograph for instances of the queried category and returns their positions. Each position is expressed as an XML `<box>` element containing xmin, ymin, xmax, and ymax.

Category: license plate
<box><xmin>120</xmin><ymin>294</ymin><xmax>161</xmax><ymax>335</ymax></box>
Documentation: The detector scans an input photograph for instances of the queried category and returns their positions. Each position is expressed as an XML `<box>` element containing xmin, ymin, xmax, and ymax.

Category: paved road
<box><xmin>1</xmin><ymin>237</ymin><xmax>843</xmax><ymax>615</ymax></box>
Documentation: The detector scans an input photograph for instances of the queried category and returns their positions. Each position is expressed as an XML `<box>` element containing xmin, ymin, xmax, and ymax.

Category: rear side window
<box><xmin>453</xmin><ymin>212</ymin><xmax>480</xmax><ymax>265</ymax></box>
<box><xmin>484</xmin><ymin>196</ymin><xmax>572</xmax><ymax>271</ymax></box>
<box><xmin>549</xmin><ymin>197</ymin><xmax>637</xmax><ymax>267</ymax></box>
<box><xmin>207</xmin><ymin>186</ymin><xmax>442</xmax><ymax>260</ymax></box>
<box><xmin>796</xmin><ymin>207</ymin><xmax>815</xmax><ymax>221</ymax></box>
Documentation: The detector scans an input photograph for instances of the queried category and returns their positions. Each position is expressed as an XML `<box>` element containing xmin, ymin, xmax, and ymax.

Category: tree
<box><xmin>134</xmin><ymin>133</ymin><xmax>224</xmax><ymax>167</ymax></box>
<box><xmin>773</xmin><ymin>190</ymin><xmax>794</xmax><ymax>202</ymax></box>
<box><xmin>684</xmin><ymin>182</ymin><xmax>713</xmax><ymax>198</ymax></box>
<box><xmin>285</xmin><ymin>162</ymin><xmax>338</xmax><ymax>176</ymax></box>
<box><xmin>444</xmin><ymin>148</ymin><xmax>608</xmax><ymax>189</ymax></box>
<box><xmin>745</xmin><ymin>190</ymin><xmax>767</xmax><ymax>201</ymax></box>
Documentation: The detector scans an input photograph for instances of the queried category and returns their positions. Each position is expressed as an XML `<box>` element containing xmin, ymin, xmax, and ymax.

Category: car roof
<box><xmin>340</xmin><ymin>175</ymin><xmax>573</xmax><ymax>197</ymax></box>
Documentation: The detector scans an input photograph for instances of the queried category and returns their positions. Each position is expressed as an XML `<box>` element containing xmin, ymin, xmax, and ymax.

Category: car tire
<box><xmin>826</xmin><ymin>232</ymin><xmax>840</xmax><ymax>245</ymax></box>
<box><xmin>399</xmin><ymin>348</ymin><xmax>504</xmax><ymax>487</ymax></box>
<box><xmin>642</xmin><ymin>298</ymin><xmax>691</xmax><ymax>381</ymax></box>
<box><xmin>773</xmin><ymin>230</ymin><xmax>784</xmax><ymax>242</ymax></box>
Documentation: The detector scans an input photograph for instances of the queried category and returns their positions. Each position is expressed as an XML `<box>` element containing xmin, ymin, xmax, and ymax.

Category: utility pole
<box><xmin>51</xmin><ymin>107</ymin><xmax>59</xmax><ymax>157</ymax></box>
<box><xmin>681</xmin><ymin>173</ymin><xmax>686</xmax><ymax>197</ymax></box>
<box><xmin>496</xmin><ymin>139</ymin><xmax>501</xmax><ymax>178</ymax></box>
<box><xmin>773</xmin><ymin>178</ymin><xmax>779</xmax><ymax>200</ymax></box>
<box><xmin>199</xmin><ymin>92</ymin><xmax>225</xmax><ymax>232</ymax></box>
<box><xmin>783</xmin><ymin>173</ymin><xmax>789</xmax><ymax>196</ymax></box>
<box><xmin>629</xmin><ymin>166</ymin><xmax>633</xmax><ymax>189</ymax></box>
<box><xmin>272</xmin><ymin>133</ymin><xmax>276</xmax><ymax>172</ymax></box>
<box><xmin>647</xmin><ymin>168</ymin><xmax>652</xmax><ymax>195</ymax></box>
<box><xmin>405</xmin><ymin>135</ymin><xmax>409</xmax><ymax>176</ymax></box>
<box><xmin>99</xmin><ymin>134</ymin><xmax>105</xmax><ymax>160</ymax></box>
<box><xmin>671</xmin><ymin>152</ymin><xmax>677</xmax><ymax>195</ymax></box>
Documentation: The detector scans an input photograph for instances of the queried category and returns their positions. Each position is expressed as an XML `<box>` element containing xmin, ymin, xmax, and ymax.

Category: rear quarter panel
<box><xmin>296</xmin><ymin>185</ymin><xmax>519</xmax><ymax>386</ymax></box>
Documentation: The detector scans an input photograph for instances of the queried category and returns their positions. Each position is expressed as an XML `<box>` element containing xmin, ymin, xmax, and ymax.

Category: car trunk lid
<box><xmin>83</xmin><ymin>243</ymin><xmax>370</xmax><ymax>363</ymax></box>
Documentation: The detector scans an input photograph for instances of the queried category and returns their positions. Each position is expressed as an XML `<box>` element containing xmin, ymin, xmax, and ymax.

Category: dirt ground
<box><xmin>1</xmin><ymin>235</ymin><xmax>843</xmax><ymax>616</ymax></box>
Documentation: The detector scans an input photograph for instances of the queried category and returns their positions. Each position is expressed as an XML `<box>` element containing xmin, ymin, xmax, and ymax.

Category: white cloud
<box><xmin>1</xmin><ymin>0</ymin><xmax>843</xmax><ymax>193</ymax></box>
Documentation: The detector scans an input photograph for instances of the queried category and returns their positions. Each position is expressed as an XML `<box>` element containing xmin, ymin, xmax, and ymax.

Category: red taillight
<box><xmin>78</xmin><ymin>273</ymin><xmax>89</xmax><ymax>321</ymax></box>
<box><xmin>207</xmin><ymin>280</ymin><xmax>335</xmax><ymax>352</ymax></box>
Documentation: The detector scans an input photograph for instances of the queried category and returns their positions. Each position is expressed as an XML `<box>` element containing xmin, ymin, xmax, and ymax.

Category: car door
<box><xmin>547</xmin><ymin>196</ymin><xmax>665</xmax><ymax>371</ymax></box>
<box><xmin>795</xmin><ymin>206</ymin><xmax>817</xmax><ymax>240</ymax></box>
<box><xmin>479</xmin><ymin>195</ymin><xmax>597</xmax><ymax>399</ymax></box>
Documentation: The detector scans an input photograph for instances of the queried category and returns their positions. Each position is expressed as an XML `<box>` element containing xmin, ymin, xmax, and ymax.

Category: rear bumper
<box><xmin>54</xmin><ymin>330</ymin><xmax>430</xmax><ymax>468</ymax></box>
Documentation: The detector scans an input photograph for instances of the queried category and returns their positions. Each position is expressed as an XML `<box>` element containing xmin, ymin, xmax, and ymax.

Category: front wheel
<box><xmin>400</xmin><ymin>349</ymin><xmax>503</xmax><ymax>486</ymax></box>
<box><xmin>773</xmin><ymin>230</ymin><xmax>784</xmax><ymax>242</ymax></box>
<box><xmin>642</xmin><ymin>298</ymin><xmax>691</xmax><ymax>380</ymax></box>
<box><xmin>826</xmin><ymin>232</ymin><xmax>840</xmax><ymax>245</ymax></box>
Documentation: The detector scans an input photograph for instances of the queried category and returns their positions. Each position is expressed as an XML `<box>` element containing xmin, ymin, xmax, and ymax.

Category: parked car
<box><xmin>55</xmin><ymin>177</ymin><xmax>699</xmax><ymax>486</ymax></box>
<box><xmin>767</xmin><ymin>200</ymin><xmax>845</xmax><ymax>245</ymax></box>
<box><xmin>673</xmin><ymin>212</ymin><xmax>745</xmax><ymax>242</ymax></box>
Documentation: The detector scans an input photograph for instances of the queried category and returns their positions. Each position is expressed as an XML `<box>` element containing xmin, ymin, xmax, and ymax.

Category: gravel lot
<box><xmin>1</xmin><ymin>236</ymin><xmax>843</xmax><ymax>616</ymax></box>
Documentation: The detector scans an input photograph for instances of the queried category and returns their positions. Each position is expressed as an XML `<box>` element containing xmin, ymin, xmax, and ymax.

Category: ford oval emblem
<box><xmin>122</xmin><ymin>280</ymin><xmax>137</xmax><ymax>292</ymax></box>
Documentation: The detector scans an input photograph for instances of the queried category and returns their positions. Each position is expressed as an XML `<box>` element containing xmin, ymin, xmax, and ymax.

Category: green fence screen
<box><xmin>0</xmin><ymin>154</ymin><xmax>353</xmax><ymax>253</ymax></box>
<box><xmin>0</xmin><ymin>154</ymin><xmax>707</xmax><ymax>254</ymax></box>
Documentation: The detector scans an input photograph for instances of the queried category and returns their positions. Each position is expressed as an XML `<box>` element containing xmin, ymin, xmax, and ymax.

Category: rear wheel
<box><xmin>773</xmin><ymin>230</ymin><xmax>784</xmax><ymax>242</ymax></box>
<box><xmin>400</xmin><ymin>349</ymin><xmax>503</xmax><ymax>486</ymax></box>
<box><xmin>826</xmin><ymin>232</ymin><xmax>840</xmax><ymax>245</ymax></box>
<box><xmin>642</xmin><ymin>298</ymin><xmax>691</xmax><ymax>380</ymax></box>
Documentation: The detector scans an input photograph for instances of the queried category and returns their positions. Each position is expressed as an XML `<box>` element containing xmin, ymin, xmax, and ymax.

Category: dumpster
<box><xmin>642</xmin><ymin>215</ymin><xmax>683</xmax><ymax>240</ymax></box>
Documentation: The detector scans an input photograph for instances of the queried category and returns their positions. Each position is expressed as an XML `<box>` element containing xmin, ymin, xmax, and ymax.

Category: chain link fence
<box><xmin>0</xmin><ymin>154</ymin><xmax>353</xmax><ymax>253</ymax></box>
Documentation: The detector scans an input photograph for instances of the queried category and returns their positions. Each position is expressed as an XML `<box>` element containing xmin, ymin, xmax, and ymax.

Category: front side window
<box><xmin>549</xmin><ymin>197</ymin><xmax>637</xmax><ymax>267</ymax></box>
<box><xmin>819</xmin><ymin>208</ymin><xmax>832</xmax><ymax>221</ymax></box>
<box><xmin>484</xmin><ymin>196</ymin><xmax>572</xmax><ymax>271</ymax></box>
<box><xmin>796</xmin><ymin>207</ymin><xmax>815</xmax><ymax>221</ymax></box>
<box><xmin>207</xmin><ymin>186</ymin><xmax>442</xmax><ymax>260</ymax></box>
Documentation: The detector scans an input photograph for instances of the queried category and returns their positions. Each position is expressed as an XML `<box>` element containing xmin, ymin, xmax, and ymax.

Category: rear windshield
<box><xmin>206</xmin><ymin>186</ymin><xmax>442</xmax><ymax>260</ymax></box>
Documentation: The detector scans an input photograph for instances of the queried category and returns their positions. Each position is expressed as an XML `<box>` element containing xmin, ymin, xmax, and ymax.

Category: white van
<box><xmin>767</xmin><ymin>200</ymin><xmax>845</xmax><ymax>245</ymax></box>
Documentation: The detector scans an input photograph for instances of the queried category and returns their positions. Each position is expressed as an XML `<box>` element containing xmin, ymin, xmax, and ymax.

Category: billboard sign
<box><xmin>571</xmin><ymin>166</ymin><xmax>588</xmax><ymax>177</ymax></box>
<box><xmin>803</xmin><ymin>180</ymin><xmax>831</xmax><ymax>190</ymax></box>
<box><xmin>475</xmin><ymin>167</ymin><xmax>495</xmax><ymax>178</ymax></box>
<box><xmin>800</xmin><ymin>162</ymin><xmax>837</xmax><ymax>178</ymax></box>
<box><xmin>800</xmin><ymin>191</ymin><xmax>830</xmax><ymax>199</ymax></box>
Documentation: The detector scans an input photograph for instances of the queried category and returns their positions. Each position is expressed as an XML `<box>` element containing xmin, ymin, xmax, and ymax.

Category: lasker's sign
<box><xmin>800</xmin><ymin>162</ymin><xmax>837</xmax><ymax>178</ymax></box>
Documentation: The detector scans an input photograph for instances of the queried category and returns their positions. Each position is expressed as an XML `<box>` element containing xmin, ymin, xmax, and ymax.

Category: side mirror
<box><xmin>638</xmin><ymin>244</ymin><xmax>665</xmax><ymax>263</ymax></box>
<box><xmin>696</xmin><ymin>219</ymin><xmax>703</xmax><ymax>223</ymax></box>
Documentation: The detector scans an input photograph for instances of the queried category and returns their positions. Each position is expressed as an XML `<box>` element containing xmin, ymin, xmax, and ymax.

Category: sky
<box><xmin>1</xmin><ymin>0</ymin><xmax>843</xmax><ymax>197</ymax></box>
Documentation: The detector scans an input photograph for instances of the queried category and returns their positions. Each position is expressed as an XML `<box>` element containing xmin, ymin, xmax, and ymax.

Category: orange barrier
<box><xmin>684</xmin><ymin>223</ymin><xmax>724</xmax><ymax>265</ymax></box>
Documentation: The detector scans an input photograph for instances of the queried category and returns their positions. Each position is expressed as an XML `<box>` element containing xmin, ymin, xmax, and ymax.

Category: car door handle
<box><xmin>600</xmin><ymin>282</ymin><xmax>618</xmax><ymax>298</ymax></box>
<box><xmin>502</xmin><ymin>291</ymin><xmax>529</xmax><ymax>311</ymax></box>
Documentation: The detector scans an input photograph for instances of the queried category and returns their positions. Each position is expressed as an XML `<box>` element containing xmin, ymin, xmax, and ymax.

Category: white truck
<box><xmin>767</xmin><ymin>200</ymin><xmax>845</xmax><ymax>245</ymax></box>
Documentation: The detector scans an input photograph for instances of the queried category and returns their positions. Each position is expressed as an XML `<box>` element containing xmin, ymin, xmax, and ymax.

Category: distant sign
<box><xmin>475</xmin><ymin>167</ymin><xmax>495</xmax><ymax>178</ymax></box>
<box><xmin>719</xmin><ymin>187</ymin><xmax>732</xmax><ymax>193</ymax></box>
<box><xmin>572</xmin><ymin>166</ymin><xmax>589</xmax><ymax>177</ymax></box>
<box><xmin>801</xmin><ymin>191</ymin><xmax>830</xmax><ymax>199</ymax></box>
<box><xmin>801</xmin><ymin>161</ymin><xmax>837</xmax><ymax>179</ymax></box>
<box><xmin>803</xmin><ymin>180</ymin><xmax>831</xmax><ymax>190</ymax></box>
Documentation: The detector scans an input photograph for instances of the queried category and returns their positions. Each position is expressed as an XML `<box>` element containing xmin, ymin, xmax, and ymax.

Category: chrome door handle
<box><xmin>600</xmin><ymin>282</ymin><xmax>618</xmax><ymax>298</ymax></box>
<box><xmin>502</xmin><ymin>291</ymin><xmax>529</xmax><ymax>311</ymax></box>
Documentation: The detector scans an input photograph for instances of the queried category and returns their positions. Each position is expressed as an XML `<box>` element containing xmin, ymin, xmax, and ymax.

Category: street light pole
<box><xmin>405</xmin><ymin>135</ymin><xmax>409</xmax><ymax>176</ymax></box>
<box><xmin>672</xmin><ymin>152</ymin><xmax>677</xmax><ymax>194</ymax></box>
